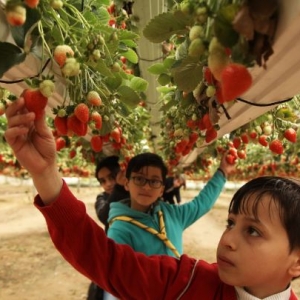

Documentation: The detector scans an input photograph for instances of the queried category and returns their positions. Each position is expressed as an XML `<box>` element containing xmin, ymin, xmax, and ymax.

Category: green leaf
<box><xmin>172</xmin><ymin>57</ymin><xmax>204</xmax><ymax>92</ymax></box>
<box><xmin>143</xmin><ymin>11</ymin><xmax>192</xmax><ymax>43</ymax></box>
<box><xmin>129</xmin><ymin>77</ymin><xmax>148</xmax><ymax>92</ymax></box>
<box><xmin>10</xmin><ymin>7</ymin><xmax>41</xmax><ymax>48</ymax></box>
<box><xmin>147</xmin><ymin>63</ymin><xmax>167</xmax><ymax>75</ymax></box>
<box><xmin>0</xmin><ymin>42</ymin><xmax>26</xmax><ymax>78</ymax></box>
<box><xmin>163</xmin><ymin>56</ymin><xmax>176</xmax><ymax>69</ymax></box>
<box><xmin>83</xmin><ymin>7</ymin><xmax>110</xmax><ymax>26</ymax></box>
<box><xmin>120</xmin><ymin>39</ymin><xmax>137</xmax><ymax>48</ymax></box>
<box><xmin>105</xmin><ymin>73</ymin><xmax>123</xmax><ymax>90</ymax></box>
<box><xmin>119</xmin><ymin>29</ymin><xmax>139</xmax><ymax>41</ymax></box>
<box><xmin>121</xmin><ymin>48</ymin><xmax>138</xmax><ymax>64</ymax></box>
<box><xmin>90</xmin><ymin>59</ymin><xmax>114</xmax><ymax>77</ymax></box>
<box><xmin>117</xmin><ymin>86</ymin><xmax>141</xmax><ymax>108</ymax></box>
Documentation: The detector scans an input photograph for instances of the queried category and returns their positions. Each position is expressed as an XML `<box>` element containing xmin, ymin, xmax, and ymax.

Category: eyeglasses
<box><xmin>130</xmin><ymin>176</ymin><xmax>164</xmax><ymax>189</ymax></box>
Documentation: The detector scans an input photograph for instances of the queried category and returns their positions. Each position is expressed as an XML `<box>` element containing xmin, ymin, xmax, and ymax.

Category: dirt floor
<box><xmin>0</xmin><ymin>181</ymin><xmax>300</xmax><ymax>299</ymax></box>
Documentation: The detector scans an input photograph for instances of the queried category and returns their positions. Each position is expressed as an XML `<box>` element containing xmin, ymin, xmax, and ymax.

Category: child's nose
<box><xmin>219</xmin><ymin>229</ymin><xmax>237</xmax><ymax>250</ymax></box>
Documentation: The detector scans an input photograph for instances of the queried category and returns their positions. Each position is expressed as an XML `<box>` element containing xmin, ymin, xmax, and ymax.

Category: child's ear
<box><xmin>124</xmin><ymin>179</ymin><xmax>130</xmax><ymax>191</ymax></box>
<box><xmin>288</xmin><ymin>250</ymin><xmax>300</xmax><ymax>278</ymax></box>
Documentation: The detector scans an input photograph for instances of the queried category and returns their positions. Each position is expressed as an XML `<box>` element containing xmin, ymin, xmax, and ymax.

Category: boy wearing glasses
<box><xmin>106</xmin><ymin>152</ymin><xmax>234</xmax><ymax>257</ymax></box>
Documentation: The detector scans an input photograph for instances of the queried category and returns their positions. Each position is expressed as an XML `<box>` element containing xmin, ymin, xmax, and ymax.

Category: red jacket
<box><xmin>35</xmin><ymin>181</ymin><xmax>298</xmax><ymax>300</ymax></box>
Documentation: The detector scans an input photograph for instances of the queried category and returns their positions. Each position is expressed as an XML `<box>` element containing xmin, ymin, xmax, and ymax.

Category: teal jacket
<box><xmin>107</xmin><ymin>170</ymin><xmax>226</xmax><ymax>257</ymax></box>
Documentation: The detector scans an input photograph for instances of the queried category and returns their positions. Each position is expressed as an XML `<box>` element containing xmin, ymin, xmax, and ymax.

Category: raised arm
<box><xmin>4</xmin><ymin>97</ymin><xmax>62</xmax><ymax>204</ymax></box>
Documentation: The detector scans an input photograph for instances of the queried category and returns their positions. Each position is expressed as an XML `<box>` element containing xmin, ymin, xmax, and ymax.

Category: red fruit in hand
<box><xmin>269</xmin><ymin>139</ymin><xmax>284</xmax><ymax>155</ymax></box>
<box><xmin>226</xmin><ymin>154</ymin><xmax>237</xmax><ymax>165</ymax></box>
<box><xmin>22</xmin><ymin>89</ymin><xmax>48</xmax><ymax>120</ymax></box>
<box><xmin>221</xmin><ymin>63</ymin><xmax>252</xmax><ymax>102</ymax></box>
<box><xmin>284</xmin><ymin>128</ymin><xmax>297</xmax><ymax>143</ymax></box>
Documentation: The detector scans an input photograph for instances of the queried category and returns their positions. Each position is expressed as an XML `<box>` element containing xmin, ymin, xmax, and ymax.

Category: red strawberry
<box><xmin>269</xmin><ymin>139</ymin><xmax>284</xmax><ymax>155</ymax></box>
<box><xmin>202</xmin><ymin>113</ymin><xmax>213</xmax><ymax>129</ymax></box>
<box><xmin>53</xmin><ymin>45</ymin><xmax>74</xmax><ymax>67</ymax></box>
<box><xmin>221</xmin><ymin>63</ymin><xmax>252</xmax><ymax>102</ymax></box>
<box><xmin>74</xmin><ymin>103</ymin><xmax>89</xmax><ymax>123</ymax></box>
<box><xmin>67</xmin><ymin>114</ymin><xmax>88</xmax><ymax>136</ymax></box>
<box><xmin>237</xmin><ymin>150</ymin><xmax>246</xmax><ymax>159</ymax></box>
<box><xmin>87</xmin><ymin>91</ymin><xmax>102</xmax><ymax>106</ymax></box>
<box><xmin>56</xmin><ymin>137</ymin><xmax>66</xmax><ymax>151</ymax></box>
<box><xmin>6</xmin><ymin>5</ymin><xmax>26</xmax><ymax>26</ymax></box>
<box><xmin>258</xmin><ymin>135</ymin><xmax>268</xmax><ymax>147</ymax></box>
<box><xmin>91</xmin><ymin>135</ymin><xmax>103</xmax><ymax>152</ymax></box>
<box><xmin>240</xmin><ymin>133</ymin><xmax>249</xmax><ymax>144</ymax></box>
<box><xmin>24</xmin><ymin>0</ymin><xmax>39</xmax><ymax>8</ymax></box>
<box><xmin>110</xmin><ymin>127</ymin><xmax>121</xmax><ymax>143</ymax></box>
<box><xmin>90</xmin><ymin>111</ymin><xmax>102</xmax><ymax>129</ymax></box>
<box><xmin>203</xmin><ymin>66</ymin><xmax>215</xmax><ymax>85</ymax></box>
<box><xmin>54</xmin><ymin>115</ymin><xmax>68</xmax><ymax>135</ymax></box>
<box><xmin>228</xmin><ymin>147</ymin><xmax>238</xmax><ymax>158</ymax></box>
<box><xmin>284</xmin><ymin>128</ymin><xmax>297</xmax><ymax>143</ymax></box>
<box><xmin>226</xmin><ymin>154</ymin><xmax>237</xmax><ymax>165</ymax></box>
<box><xmin>69</xmin><ymin>149</ymin><xmax>76</xmax><ymax>159</ymax></box>
<box><xmin>232</xmin><ymin>137</ymin><xmax>241</xmax><ymax>149</ymax></box>
<box><xmin>205</xmin><ymin>127</ymin><xmax>217</xmax><ymax>143</ymax></box>
<box><xmin>22</xmin><ymin>89</ymin><xmax>48</xmax><ymax>120</ymax></box>
<box><xmin>248</xmin><ymin>130</ymin><xmax>257</xmax><ymax>140</ymax></box>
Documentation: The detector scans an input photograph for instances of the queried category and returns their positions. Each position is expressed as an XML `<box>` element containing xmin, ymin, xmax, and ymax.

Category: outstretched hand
<box><xmin>218</xmin><ymin>151</ymin><xmax>236</xmax><ymax>178</ymax></box>
<box><xmin>5</xmin><ymin>97</ymin><xmax>62</xmax><ymax>204</ymax></box>
<box><xmin>5</xmin><ymin>97</ymin><xmax>56</xmax><ymax>176</ymax></box>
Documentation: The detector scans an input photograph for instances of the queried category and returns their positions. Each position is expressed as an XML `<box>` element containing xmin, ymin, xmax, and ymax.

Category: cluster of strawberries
<box><xmin>5</xmin><ymin>0</ymin><xmax>63</xmax><ymax>27</ymax></box>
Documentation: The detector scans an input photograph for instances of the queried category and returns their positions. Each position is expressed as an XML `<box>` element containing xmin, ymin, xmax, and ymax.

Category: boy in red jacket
<box><xmin>4</xmin><ymin>97</ymin><xmax>300</xmax><ymax>299</ymax></box>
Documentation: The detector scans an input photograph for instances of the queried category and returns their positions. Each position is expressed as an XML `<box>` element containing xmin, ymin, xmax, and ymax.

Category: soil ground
<box><xmin>1</xmin><ymin>181</ymin><xmax>300</xmax><ymax>299</ymax></box>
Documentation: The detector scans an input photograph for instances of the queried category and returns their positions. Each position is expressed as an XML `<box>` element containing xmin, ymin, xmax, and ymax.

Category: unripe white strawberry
<box><xmin>206</xmin><ymin>85</ymin><xmax>216</xmax><ymax>97</ymax></box>
<box><xmin>189</xmin><ymin>25</ymin><xmax>204</xmax><ymax>41</ymax></box>
<box><xmin>87</xmin><ymin>91</ymin><xmax>102</xmax><ymax>106</ymax></box>
<box><xmin>174</xmin><ymin>128</ymin><xmax>184</xmax><ymax>137</ymax></box>
<box><xmin>6</xmin><ymin>5</ymin><xmax>26</xmax><ymax>27</ymax></box>
<box><xmin>39</xmin><ymin>80</ymin><xmax>55</xmax><ymax>97</ymax></box>
<box><xmin>92</xmin><ymin>49</ymin><xmax>101</xmax><ymax>60</ymax></box>
<box><xmin>61</xmin><ymin>58</ymin><xmax>80</xmax><ymax>77</ymax></box>
<box><xmin>54</xmin><ymin>45</ymin><xmax>74</xmax><ymax>67</ymax></box>
<box><xmin>50</xmin><ymin>0</ymin><xmax>63</xmax><ymax>10</ymax></box>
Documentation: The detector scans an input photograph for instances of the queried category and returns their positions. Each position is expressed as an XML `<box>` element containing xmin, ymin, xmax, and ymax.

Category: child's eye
<box><xmin>247</xmin><ymin>227</ymin><xmax>260</xmax><ymax>237</ymax></box>
<box><xmin>226</xmin><ymin>219</ymin><xmax>234</xmax><ymax>229</ymax></box>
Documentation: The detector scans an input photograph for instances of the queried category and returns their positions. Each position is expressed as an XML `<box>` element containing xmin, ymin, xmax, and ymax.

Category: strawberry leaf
<box><xmin>129</xmin><ymin>77</ymin><xmax>148</xmax><ymax>92</ymax></box>
<box><xmin>120</xmin><ymin>48</ymin><xmax>138</xmax><ymax>64</ymax></box>
<box><xmin>147</xmin><ymin>63</ymin><xmax>168</xmax><ymax>75</ymax></box>
<box><xmin>143</xmin><ymin>11</ymin><xmax>192</xmax><ymax>43</ymax></box>
<box><xmin>117</xmin><ymin>86</ymin><xmax>141</xmax><ymax>108</ymax></box>
<box><xmin>172</xmin><ymin>57</ymin><xmax>203</xmax><ymax>92</ymax></box>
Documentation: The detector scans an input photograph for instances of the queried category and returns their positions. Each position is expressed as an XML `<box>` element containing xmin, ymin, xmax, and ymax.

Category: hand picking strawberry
<box><xmin>22</xmin><ymin>88</ymin><xmax>48</xmax><ymax>120</ymax></box>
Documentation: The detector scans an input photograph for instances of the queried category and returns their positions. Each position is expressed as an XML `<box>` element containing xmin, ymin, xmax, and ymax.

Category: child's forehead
<box><xmin>134</xmin><ymin>166</ymin><xmax>163</xmax><ymax>177</ymax></box>
<box><xmin>231</xmin><ymin>194</ymin><xmax>281</xmax><ymax>220</ymax></box>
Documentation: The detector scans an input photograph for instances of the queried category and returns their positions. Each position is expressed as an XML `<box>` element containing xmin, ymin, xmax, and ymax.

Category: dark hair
<box><xmin>229</xmin><ymin>176</ymin><xmax>300</xmax><ymax>252</ymax></box>
<box><xmin>125</xmin><ymin>153</ymin><xmax>168</xmax><ymax>184</ymax></box>
<box><xmin>95</xmin><ymin>156</ymin><xmax>120</xmax><ymax>181</ymax></box>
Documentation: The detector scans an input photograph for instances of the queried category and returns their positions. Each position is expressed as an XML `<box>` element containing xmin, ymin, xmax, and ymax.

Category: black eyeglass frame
<box><xmin>130</xmin><ymin>176</ymin><xmax>164</xmax><ymax>189</ymax></box>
